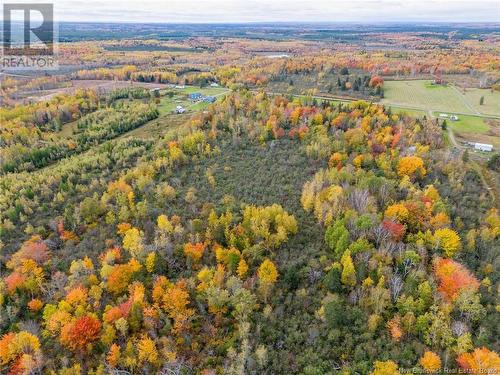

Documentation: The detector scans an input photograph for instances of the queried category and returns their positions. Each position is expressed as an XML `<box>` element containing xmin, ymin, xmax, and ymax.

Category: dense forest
<box><xmin>1</xmin><ymin>17</ymin><xmax>499</xmax><ymax>374</ymax></box>
<box><xmin>1</xmin><ymin>87</ymin><xmax>498</xmax><ymax>374</ymax></box>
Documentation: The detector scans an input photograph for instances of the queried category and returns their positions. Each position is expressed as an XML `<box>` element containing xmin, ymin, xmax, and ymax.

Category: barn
<box><xmin>474</xmin><ymin>143</ymin><xmax>493</xmax><ymax>152</ymax></box>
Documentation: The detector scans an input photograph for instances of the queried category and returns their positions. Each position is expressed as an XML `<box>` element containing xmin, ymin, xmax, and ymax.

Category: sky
<box><xmin>3</xmin><ymin>0</ymin><xmax>500</xmax><ymax>23</ymax></box>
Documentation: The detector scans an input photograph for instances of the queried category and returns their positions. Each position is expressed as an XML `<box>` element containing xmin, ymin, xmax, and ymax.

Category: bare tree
<box><xmin>159</xmin><ymin>360</ymin><xmax>192</xmax><ymax>375</ymax></box>
<box><xmin>451</xmin><ymin>320</ymin><xmax>469</xmax><ymax>337</ymax></box>
<box><xmin>389</xmin><ymin>274</ymin><xmax>403</xmax><ymax>302</ymax></box>
<box><xmin>42</xmin><ymin>271</ymin><xmax>68</xmax><ymax>302</ymax></box>
<box><xmin>348</xmin><ymin>188</ymin><xmax>370</xmax><ymax>213</ymax></box>
<box><xmin>372</xmin><ymin>224</ymin><xmax>390</xmax><ymax>246</ymax></box>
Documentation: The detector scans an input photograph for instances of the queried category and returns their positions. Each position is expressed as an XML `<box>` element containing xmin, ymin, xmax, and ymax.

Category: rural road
<box><xmin>447</xmin><ymin>127</ymin><xmax>461</xmax><ymax>148</ymax></box>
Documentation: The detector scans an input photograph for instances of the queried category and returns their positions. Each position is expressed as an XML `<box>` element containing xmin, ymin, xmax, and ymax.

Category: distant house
<box><xmin>188</xmin><ymin>92</ymin><xmax>202</xmax><ymax>100</ymax></box>
<box><xmin>439</xmin><ymin>113</ymin><xmax>449</xmax><ymax>118</ymax></box>
<box><xmin>474</xmin><ymin>143</ymin><xmax>493</xmax><ymax>152</ymax></box>
<box><xmin>175</xmin><ymin>85</ymin><xmax>185</xmax><ymax>89</ymax></box>
<box><xmin>175</xmin><ymin>105</ymin><xmax>186</xmax><ymax>114</ymax></box>
<box><xmin>210</xmin><ymin>82</ymin><xmax>219</xmax><ymax>87</ymax></box>
<box><xmin>203</xmin><ymin>96</ymin><xmax>216</xmax><ymax>103</ymax></box>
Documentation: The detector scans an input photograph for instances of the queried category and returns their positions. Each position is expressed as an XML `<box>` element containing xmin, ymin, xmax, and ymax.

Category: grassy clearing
<box><xmin>118</xmin><ymin>113</ymin><xmax>190</xmax><ymax>139</ymax></box>
<box><xmin>452</xmin><ymin>115</ymin><xmax>489</xmax><ymax>134</ymax></box>
<box><xmin>382</xmin><ymin>80</ymin><xmax>469</xmax><ymax>113</ymax></box>
<box><xmin>441</xmin><ymin>113</ymin><xmax>500</xmax><ymax>148</ymax></box>
<box><xmin>157</xmin><ymin>86</ymin><xmax>229</xmax><ymax>115</ymax></box>
<box><xmin>385</xmin><ymin>105</ymin><xmax>426</xmax><ymax>118</ymax></box>
<box><xmin>462</xmin><ymin>88</ymin><xmax>500</xmax><ymax>117</ymax></box>
<box><xmin>435</xmin><ymin>113</ymin><xmax>490</xmax><ymax>134</ymax></box>
<box><xmin>441</xmin><ymin>130</ymin><xmax>451</xmax><ymax>147</ymax></box>
<box><xmin>167</xmin><ymin>86</ymin><xmax>226</xmax><ymax>95</ymax></box>
<box><xmin>58</xmin><ymin>120</ymin><xmax>79</xmax><ymax>138</ymax></box>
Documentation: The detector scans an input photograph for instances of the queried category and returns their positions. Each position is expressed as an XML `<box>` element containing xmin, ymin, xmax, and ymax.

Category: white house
<box><xmin>439</xmin><ymin>113</ymin><xmax>449</xmax><ymax>118</ymax></box>
<box><xmin>175</xmin><ymin>105</ymin><xmax>186</xmax><ymax>114</ymax></box>
<box><xmin>474</xmin><ymin>143</ymin><xmax>493</xmax><ymax>152</ymax></box>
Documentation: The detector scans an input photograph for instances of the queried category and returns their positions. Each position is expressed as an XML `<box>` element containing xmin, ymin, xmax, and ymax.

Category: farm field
<box><xmin>432</xmin><ymin>112</ymin><xmax>500</xmax><ymax>148</ymax></box>
<box><xmin>462</xmin><ymin>88</ymin><xmax>500</xmax><ymax>117</ymax></box>
<box><xmin>435</xmin><ymin>113</ymin><xmax>490</xmax><ymax>134</ymax></box>
<box><xmin>381</xmin><ymin>80</ymin><xmax>496</xmax><ymax>115</ymax></box>
<box><xmin>434</xmin><ymin>112</ymin><xmax>500</xmax><ymax>148</ymax></box>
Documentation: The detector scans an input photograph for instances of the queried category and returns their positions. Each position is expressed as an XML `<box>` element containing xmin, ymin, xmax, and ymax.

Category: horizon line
<box><xmin>4</xmin><ymin>20</ymin><xmax>500</xmax><ymax>26</ymax></box>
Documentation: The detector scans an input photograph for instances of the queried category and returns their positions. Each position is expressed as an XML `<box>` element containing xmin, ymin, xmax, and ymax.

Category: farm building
<box><xmin>204</xmin><ymin>96</ymin><xmax>216</xmax><ymax>103</ymax></box>
<box><xmin>474</xmin><ymin>143</ymin><xmax>493</xmax><ymax>152</ymax></box>
<box><xmin>439</xmin><ymin>113</ymin><xmax>458</xmax><ymax>121</ymax></box>
<box><xmin>210</xmin><ymin>82</ymin><xmax>219</xmax><ymax>87</ymax></box>
<box><xmin>189</xmin><ymin>92</ymin><xmax>203</xmax><ymax>100</ymax></box>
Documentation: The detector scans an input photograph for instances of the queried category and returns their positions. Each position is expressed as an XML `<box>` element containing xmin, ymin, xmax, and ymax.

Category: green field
<box><xmin>382</xmin><ymin>80</ymin><xmax>469</xmax><ymax>113</ymax></box>
<box><xmin>385</xmin><ymin>105</ymin><xmax>426</xmax><ymax>117</ymax></box>
<box><xmin>435</xmin><ymin>113</ymin><xmax>490</xmax><ymax>134</ymax></box>
<box><xmin>435</xmin><ymin>112</ymin><xmax>500</xmax><ymax>148</ymax></box>
<box><xmin>462</xmin><ymin>88</ymin><xmax>500</xmax><ymax>117</ymax></box>
<box><xmin>382</xmin><ymin>80</ymin><xmax>500</xmax><ymax>118</ymax></box>
<box><xmin>381</xmin><ymin>80</ymin><xmax>500</xmax><ymax>148</ymax></box>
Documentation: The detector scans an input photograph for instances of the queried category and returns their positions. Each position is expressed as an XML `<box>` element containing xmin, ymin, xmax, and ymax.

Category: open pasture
<box><xmin>382</xmin><ymin>80</ymin><xmax>500</xmax><ymax>117</ymax></box>
<box><xmin>462</xmin><ymin>88</ymin><xmax>500</xmax><ymax>117</ymax></box>
<box><xmin>381</xmin><ymin>80</ymin><xmax>470</xmax><ymax>113</ymax></box>
<box><xmin>437</xmin><ymin>113</ymin><xmax>500</xmax><ymax>148</ymax></box>
<box><xmin>436</xmin><ymin>113</ymin><xmax>490</xmax><ymax>134</ymax></box>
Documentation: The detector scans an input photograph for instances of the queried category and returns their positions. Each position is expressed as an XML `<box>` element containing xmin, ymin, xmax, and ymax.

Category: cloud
<box><xmin>5</xmin><ymin>0</ymin><xmax>500</xmax><ymax>22</ymax></box>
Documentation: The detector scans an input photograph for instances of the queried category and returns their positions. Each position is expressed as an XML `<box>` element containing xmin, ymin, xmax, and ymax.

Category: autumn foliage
<box><xmin>433</xmin><ymin>258</ymin><xmax>479</xmax><ymax>302</ymax></box>
<box><xmin>184</xmin><ymin>242</ymin><xmax>207</xmax><ymax>263</ymax></box>
<box><xmin>60</xmin><ymin>315</ymin><xmax>102</xmax><ymax>352</ymax></box>
<box><xmin>397</xmin><ymin>156</ymin><xmax>426</xmax><ymax>178</ymax></box>
<box><xmin>420</xmin><ymin>351</ymin><xmax>441</xmax><ymax>372</ymax></box>
<box><xmin>434</xmin><ymin>228</ymin><xmax>461</xmax><ymax>257</ymax></box>
<box><xmin>456</xmin><ymin>348</ymin><xmax>500</xmax><ymax>374</ymax></box>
